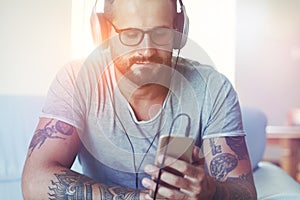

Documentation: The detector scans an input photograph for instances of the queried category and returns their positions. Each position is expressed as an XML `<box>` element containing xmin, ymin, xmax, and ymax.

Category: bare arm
<box><xmin>142</xmin><ymin>136</ymin><xmax>257</xmax><ymax>199</ymax></box>
<box><xmin>22</xmin><ymin>118</ymin><xmax>145</xmax><ymax>200</ymax></box>
<box><xmin>203</xmin><ymin>136</ymin><xmax>257</xmax><ymax>199</ymax></box>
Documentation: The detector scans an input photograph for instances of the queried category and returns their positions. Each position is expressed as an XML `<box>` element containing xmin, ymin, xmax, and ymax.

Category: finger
<box><xmin>142</xmin><ymin>177</ymin><xmax>187</xmax><ymax>200</ymax></box>
<box><xmin>144</xmin><ymin>193</ymin><xmax>154</xmax><ymax>200</ymax></box>
<box><xmin>144</xmin><ymin>164</ymin><xmax>202</xmax><ymax>194</ymax></box>
<box><xmin>160</xmin><ymin>170</ymin><xmax>203</xmax><ymax>194</ymax></box>
<box><xmin>144</xmin><ymin>164</ymin><xmax>160</xmax><ymax>177</ymax></box>
<box><xmin>142</xmin><ymin>177</ymin><xmax>167</xmax><ymax>199</ymax></box>
<box><xmin>142</xmin><ymin>177</ymin><xmax>155</xmax><ymax>190</ymax></box>
<box><xmin>192</xmin><ymin>146</ymin><xmax>200</xmax><ymax>161</ymax></box>
<box><xmin>157</xmin><ymin>155</ymin><xmax>205</xmax><ymax>179</ymax></box>
<box><xmin>155</xmin><ymin>185</ymin><xmax>189</xmax><ymax>200</ymax></box>
<box><xmin>140</xmin><ymin>191</ymin><xmax>153</xmax><ymax>200</ymax></box>
<box><xmin>192</xmin><ymin>146</ymin><xmax>205</xmax><ymax>165</ymax></box>
<box><xmin>144</xmin><ymin>163</ymin><xmax>184</xmax><ymax>184</ymax></box>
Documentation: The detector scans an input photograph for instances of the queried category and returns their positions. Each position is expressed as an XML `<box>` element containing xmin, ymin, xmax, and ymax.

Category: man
<box><xmin>22</xmin><ymin>0</ymin><xmax>257</xmax><ymax>199</ymax></box>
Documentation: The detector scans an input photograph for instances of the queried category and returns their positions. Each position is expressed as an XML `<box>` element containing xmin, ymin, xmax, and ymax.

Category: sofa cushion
<box><xmin>254</xmin><ymin>162</ymin><xmax>300</xmax><ymax>199</ymax></box>
<box><xmin>0</xmin><ymin>96</ymin><xmax>45</xmax><ymax>181</ymax></box>
<box><xmin>241</xmin><ymin>106</ymin><xmax>267</xmax><ymax>170</ymax></box>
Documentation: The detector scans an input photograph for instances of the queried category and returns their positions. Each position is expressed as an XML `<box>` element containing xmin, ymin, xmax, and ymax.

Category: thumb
<box><xmin>192</xmin><ymin>146</ymin><xmax>205</xmax><ymax>165</ymax></box>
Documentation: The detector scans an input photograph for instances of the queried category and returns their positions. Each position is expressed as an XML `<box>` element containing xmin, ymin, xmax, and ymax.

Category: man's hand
<box><xmin>142</xmin><ymin>147</ymin><xmax>216</xmax><ymax>200</ymax></box>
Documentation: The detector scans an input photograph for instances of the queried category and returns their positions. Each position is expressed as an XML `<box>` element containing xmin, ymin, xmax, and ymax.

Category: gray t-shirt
<box><xmin>41</xmin><ymin>48</ymin><xmax>245</xmax><ymax>189</ymax></box>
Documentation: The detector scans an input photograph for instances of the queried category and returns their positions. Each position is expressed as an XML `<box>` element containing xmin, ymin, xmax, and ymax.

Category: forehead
<box><xmin>112</xmin><ymin>0</ymin><xmax>175</xmax><ymax>28</ymax></box>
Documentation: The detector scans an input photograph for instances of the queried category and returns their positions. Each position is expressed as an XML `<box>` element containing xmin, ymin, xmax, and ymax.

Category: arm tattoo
<box><xmin>48</xmin><ymin>170</ymin><xmax>95</xmax><ymax>200</ymax></box>
<box><xmin>48</xmin><ymin>170</ymin><xmax>140</xmax><ymax>200</ymax></box>
<box><xmin>55</xmin><ymin>120</ymin><xmax>74</xmax><ymax>135</ymax></box>
<box><xmin>213</xmin><ymin>172</ymin><xmax>256</xmax><ymax>200</ymax></box>
<box><xmin>209</xmin><ymin>138</ymin><xmax>222</xmax><ymax>155</ymax></box>
<box><xmin>99</xmin><ymin>186</ymin><xmax>140</xmax><ymax>200</ymax></box>
<box><xmin>210</xmin><ymin>153</ymin><xmax>238</xmax><ymax>181</ymax></box>
<box><xmin>225</xmin><ymin>137</ymin><xmax>248</xmax><ymax>160</ymax></box>
<box><xmin>28</xmin><ymin>120</ymin><xmax>74</xmax><ymax>156</ymax></box>
<box><xmin>207</xmin><ymin>137</ymin><xmax>256</xmax><ymax>199</ymax></box>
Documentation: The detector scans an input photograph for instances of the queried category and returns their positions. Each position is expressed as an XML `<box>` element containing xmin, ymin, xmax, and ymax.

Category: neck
<box><xmin>115</xmin><ymin>69</ymin><xmax>170</xmax><ymax>121</ymax></box>
<box><xmin>129</xmin><ymin>86</ymin><xmax>169</xmax><ymax>121</ymax></box>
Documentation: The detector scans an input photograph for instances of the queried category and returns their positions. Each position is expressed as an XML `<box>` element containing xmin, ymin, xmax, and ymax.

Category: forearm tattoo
<box><xmin>49</xmin><ymin>170</ymin><xmax>95</xmax><ymax>200</ymax></box>
<box><xmin>213</xmin><ymin>172</ymin><xmax>256</xmax><ymax>200</ymax></box>
<box><xmin>99</xmin><ymin>186</ymin><xmax>140</xmax><ymax>200</ymax></box>
<box><xmin>49</xmin><ymin>170</ymin><xmax>140</xmax><ymax>200</ymax></box>
<box><xmin>207</xmin><ymin>137</ymin><xmax>256</xmax><ymax>199</ymax></box>
<box><xmin>210</xmin><ymin>153</ymin><xmax>238</xmax><ymax>181</ymax></box>
<box><xmin>28</xmin><ymin>120</ymin><xmax>74</xmax><ymax>156</ymax></box>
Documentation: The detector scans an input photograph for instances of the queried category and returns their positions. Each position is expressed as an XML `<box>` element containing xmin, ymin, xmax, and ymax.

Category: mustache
<box><xmin>128</xmin><ymin>54</ymin><xmax>164</xmax><ymax>66</ymax></box>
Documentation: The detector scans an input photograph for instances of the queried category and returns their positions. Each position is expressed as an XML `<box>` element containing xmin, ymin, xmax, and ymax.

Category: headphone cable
<box><xmin>152</xmin><ymin>113</ymin><xmax>191</xmax><ymax>200</ymax></box>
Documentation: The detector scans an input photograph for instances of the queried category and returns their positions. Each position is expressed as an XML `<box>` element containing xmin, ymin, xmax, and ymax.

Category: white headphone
<box><xmin>90</xmin><ymin>0</ymin><xmax>189</xmax><ymax>49</ymax></box>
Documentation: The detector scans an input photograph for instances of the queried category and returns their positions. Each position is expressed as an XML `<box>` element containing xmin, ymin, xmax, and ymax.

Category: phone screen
<box><xmin>155</xmin><ymin>135</ymin><xmax>194</xmax><ymax>164</ymax></box>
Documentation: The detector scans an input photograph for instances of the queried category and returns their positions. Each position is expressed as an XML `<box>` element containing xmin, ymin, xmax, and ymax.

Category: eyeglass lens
<box><xmin>119</xmin><ymin>28</ymin><xmax>174</xmax><ymax>46</ymax></box>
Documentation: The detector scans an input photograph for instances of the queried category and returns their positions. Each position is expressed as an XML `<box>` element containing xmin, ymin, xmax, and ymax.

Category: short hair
<box><xmin>104</xmin><ymin>0</ymin><xmax>177</xmax><ymax>21</ymax></box>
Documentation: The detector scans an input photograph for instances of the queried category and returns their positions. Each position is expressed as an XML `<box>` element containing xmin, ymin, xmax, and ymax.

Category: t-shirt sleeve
<box><xmin>202</xmin><ymin>71</ymin><xmax>245</xmax><ymax>139</ymax></box>
<box><xmin>40</xmin><ymin>61</ymin><xmax>85</xmax><ymax>131</ymax></box>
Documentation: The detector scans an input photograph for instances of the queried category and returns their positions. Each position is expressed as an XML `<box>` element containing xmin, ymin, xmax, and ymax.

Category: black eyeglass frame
<box><xmin>104</xmin><ymin>17</ymin><xmax>175</xmax><ymax>47</ymax></box>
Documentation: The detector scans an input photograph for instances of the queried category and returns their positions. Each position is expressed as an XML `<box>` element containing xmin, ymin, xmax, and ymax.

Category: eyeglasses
<box><xmin>105</xmin><ymin>18</ymin><xmax>175</xmax><ymax>46</ymax></box>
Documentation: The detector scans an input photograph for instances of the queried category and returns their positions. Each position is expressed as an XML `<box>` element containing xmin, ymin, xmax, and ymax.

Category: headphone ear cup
<box><xmin>90</xmin><ymin>10</ymin><xmax>100</xmax><ymax>46</ymax></box>
<box><xmin>90</xmin><ymin>12</ymin><xmax>109</xmax><ymax>48</ymax></box>
<box><xmin>173</xmin><ymin>7</ymin><xmax>189</xmax><ymax>49</ymax></box>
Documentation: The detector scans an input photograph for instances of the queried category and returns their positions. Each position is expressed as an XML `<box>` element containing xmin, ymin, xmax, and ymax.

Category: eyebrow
<box><xmin>104</xmin><ymin>16</ymin><xmax>173</xmax><ymax>32</ymax></box>
<box><xmin>115</xmin><ymin>26</ymin><xmax>173</xmax><ymax>33</ymax></box>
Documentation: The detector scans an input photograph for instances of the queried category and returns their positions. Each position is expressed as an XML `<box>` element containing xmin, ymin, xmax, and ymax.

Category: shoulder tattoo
<box><xmin>28</xmin><ymin>119</ymin><xmax>74</xmax><ymax>156</ymax></box>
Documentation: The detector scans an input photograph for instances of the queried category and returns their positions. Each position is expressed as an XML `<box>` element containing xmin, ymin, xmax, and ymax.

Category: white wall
<box><xmin>236</xmin><ymin>0</ymin><xmax>300</xmax><ymax>125</ymax></box>
<box><xmin>0</xmin><ymin>0</ymin><xmax>72</xmax><ymax>96</ymax></box>
<box><xmin>184</xmin><ymin>0</ymin><xmax>236</xmax><ymax>85</ymax></box>
<box><xmin>0</xmin><ymin>0</ymin><xmax>236</xmax><ymax>96</ymax></box>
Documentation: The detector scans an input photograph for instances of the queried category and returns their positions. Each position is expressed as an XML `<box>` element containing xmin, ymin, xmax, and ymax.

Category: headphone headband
<box><xmin>178</xmin><ymin>0</ymin><xmax>183</xmax><ymax>7</ymax></box>
<box><xmin>91</xmin><ymin>0</ymin><xmax>189</xmax><ymax>49</ymax></box>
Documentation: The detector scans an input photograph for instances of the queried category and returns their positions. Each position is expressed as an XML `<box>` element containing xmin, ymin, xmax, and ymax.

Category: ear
<box><xmin>90</xmin><ymin>11</ymin><xmax>110</xmax><ymax>49</ymax></box>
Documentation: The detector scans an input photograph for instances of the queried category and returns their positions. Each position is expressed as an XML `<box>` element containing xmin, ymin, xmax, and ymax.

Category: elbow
<box><xmin>22</xmin><ymin>168</ymin><xmax>35</xmax><ymax>200</ymax></box>
<box><xmin>252</xmin><ymin>184</ymin><xmax>258</xmax><ymax>200</ymax></box>
<box><xmin>22</xmin><ymin>164</ymin><xmax>44</xmax><ymax>200</ymax></box>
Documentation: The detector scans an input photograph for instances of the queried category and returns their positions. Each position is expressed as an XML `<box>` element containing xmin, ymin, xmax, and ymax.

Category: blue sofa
<box><xmin>0</xmin><ymin>96</ymin><xmax>300</xmax><ymax>199</ymax></box>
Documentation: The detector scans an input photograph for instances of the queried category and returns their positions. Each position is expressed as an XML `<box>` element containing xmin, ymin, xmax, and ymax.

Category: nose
<box><xmin>139</xmin><ymin>34</ymin><xmax>157</xmax><ymax>57</ymax></box>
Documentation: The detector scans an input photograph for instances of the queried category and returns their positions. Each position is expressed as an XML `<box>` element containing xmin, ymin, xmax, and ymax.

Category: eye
<box><xmin>153</xmin><ymin>28</ymin><xmax>172</xmax><ymax>37</ymax></box>
<box><xmin>122</xmin><ymin>29</ymin><xmax>141</xmax><ymax>39</ymax></box>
